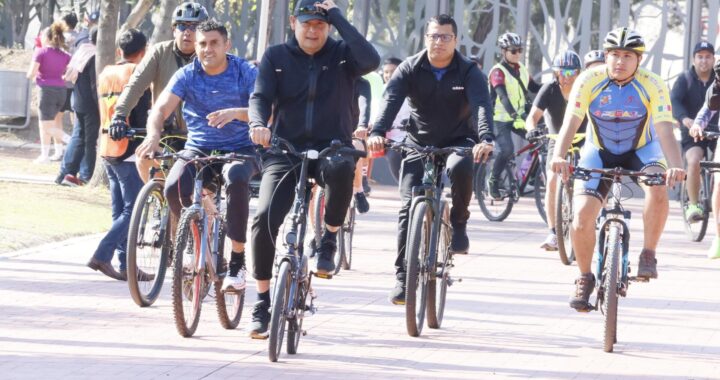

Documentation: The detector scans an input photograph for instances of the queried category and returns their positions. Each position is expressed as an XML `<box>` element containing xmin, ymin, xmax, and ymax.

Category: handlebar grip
<box><xmin>338</xmin><ymin>147</ymin><xmax>367</xmax><ymax>158</ymax></box>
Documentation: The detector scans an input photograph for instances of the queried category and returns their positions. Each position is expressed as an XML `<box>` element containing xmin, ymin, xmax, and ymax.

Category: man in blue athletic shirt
<box><xmin>136</xmin><ymin>20</ymin><xmax>258</xmax><ymax>292</ymax></box>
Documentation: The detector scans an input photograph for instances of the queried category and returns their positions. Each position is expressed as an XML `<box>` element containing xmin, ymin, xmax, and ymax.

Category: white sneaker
<box><xmin>222</xmin><ymin>269</ymin><xmax>247</xmax><ymax>292</ymax></box>
<box><xmin>33</xmin><ymin>155</ymin><xmax>50</xmax><ymax>164</ymax></box>
<box><xmin>540</xmin><ymin>233</ymin><xmax>558</xmax><ymax>251</ymax></box>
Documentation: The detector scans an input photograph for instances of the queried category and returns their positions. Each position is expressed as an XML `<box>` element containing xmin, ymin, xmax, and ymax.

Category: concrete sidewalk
<box><xmin>1</xmin><ymin>185</ymin><xmax>719</xmax><ymax>379</ymax></box>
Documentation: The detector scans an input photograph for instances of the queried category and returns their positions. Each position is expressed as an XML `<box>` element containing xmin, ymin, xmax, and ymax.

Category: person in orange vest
<box><xmin>87</xmin><ymin>29</ymin><xmax>154</xmax><ymax>282</ymax></box>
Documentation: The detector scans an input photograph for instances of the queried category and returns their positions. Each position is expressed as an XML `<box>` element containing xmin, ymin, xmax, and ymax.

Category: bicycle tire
<box><xmin>405</xmin><ymin>201</ymin><xmax>432</xmax><ymax>337</ymax></box>
<box><xmin>427</xmin><ymin>201</ymin><xmax>450</xmax><ymax>329</ymax></box>
<box><xmin>215</xmin><ymin>223</ymin><xmax>243</xmax><ymax>330</ymax></box>
<box><xmin>342</xmin><ymin>206</ymin><xmax>355</xmax><ymax>270</ymax></box>
<box><xmin>533</xmin><ymin>163</ymin><xmax>547</xmax><ymax>224</ymax></box>
<box><xmin>474</xmin><ymin>158</ymin><xmax>515</xmax><ymax>222</ymax></box>
<box><xmin>555</xmin><ymin>180</ymin><xmax>574</xmax><ymax>265</ymax></box>
<box><xmin>602</xmin><ymin>225</ymin><xmax>621</xmax><ymax>353</ymax></box>
<box><xmin>679</xmin><ymin>178</ymin><xmax>709</xmax><ymax>242</ymax></box>
<box><xmin>172</xmin><ymin>209</ymin><xmax>205</xmax><ymax>337</ymax></box>
<box><xmin>127</xmin><ymin>180</ymin><xmax>169</xmax><ymax>307</ymax></box>
<box><xmin>333</xmin><ymin>231</ymin><xmax>343</xmax><ymax>276</ymax></box>
<box><xmin>287</xmin><ymin>273</ymin><xmax>309</xmax><ymax>355</ymax></box>
<box><xmin>312</xmin><ymin>188</ymin><xmax>325</xmax><ymax>248</ymax></box>
<box><xmin>269</xmin><ymin>260</ymin><xmax>291</xmax><ymax>362</ymax></box>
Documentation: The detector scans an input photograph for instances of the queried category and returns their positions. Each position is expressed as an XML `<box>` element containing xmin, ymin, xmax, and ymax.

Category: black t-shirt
<box><xmin>533</xmin><ymin>80</ymin><xmax>587</xmax><ymax>134</ymax></box>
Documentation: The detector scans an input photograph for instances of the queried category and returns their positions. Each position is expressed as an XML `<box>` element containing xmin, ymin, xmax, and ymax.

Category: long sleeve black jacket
<box><xmin>371</xmin><ymin>50</ymin><xmax>494</xmax><ymax>146</ymax></box>
<box><xmin>352</xmin><ymin>77</ymin><xmax>371</xmax><ymax>129</ymax></box>
<box><xmin>249</xmin><ymin>8</ymin><xmax>380</xmax><ymax>150</ymax></box>
<box><xmin>671</xmin><ymin>66</ymin><xmax>717</xmax><ymax>124</ymax></box>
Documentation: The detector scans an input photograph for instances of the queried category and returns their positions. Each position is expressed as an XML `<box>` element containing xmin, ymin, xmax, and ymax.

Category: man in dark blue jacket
<box><xmin>248</xmin><ymin>0</ymin><xmax>380</xmax><ymax>338</ymax></box>
<box><xmin>671</xmin><ymin>41</ymin><xmax>718</xmax><ymax>223</ymax></box>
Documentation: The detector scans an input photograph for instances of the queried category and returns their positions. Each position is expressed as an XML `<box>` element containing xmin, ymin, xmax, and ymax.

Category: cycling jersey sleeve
<box><xmin>646</xmin><ymin>73</ymin><xmax>674</xmax><ymax>124</ymax></box>
<box><xmin>533</xmin><ymin>82</ymin><xmax>552</xmax><ymax>111</ymax></box>
<box><xmin>707</xmin><ymin>81</ymin><xmax>720</xmax><ymax>110</ymax></box>
<box><xmin>567</xmin><ymin>71</ymin><xmax>593</xmax><ymax>120</ymax></box>
<box><xmin>693</xmin><ymin>104</ymin><xmax>717</xmax><ymax>130</ymax></box>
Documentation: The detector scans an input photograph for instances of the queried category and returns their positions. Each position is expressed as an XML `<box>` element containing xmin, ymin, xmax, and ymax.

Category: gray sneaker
<box><xmin>636</xmin><ymin>249</ymin><xmax>658</xmax><ymax>279</ymax></box>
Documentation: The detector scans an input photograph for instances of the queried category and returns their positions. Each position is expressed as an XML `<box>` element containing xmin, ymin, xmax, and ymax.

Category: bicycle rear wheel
<box><xmin>269</xmin><ymin>260</ymin><xmax>291</xmax><ymax>362</ymax></box>
<box><xmin>474</xmin><ymin>157</ymin><xmax>514</xmax><ymax>222</ymax></box>
<box><xmin>679</xmin><ymin>177</ymin><xmax>709</xmax><ymax>242</ymax></box>
<box><xmin>555</xmin><ymin>180</ymin><xmax>575</xmax><ymax>265</ymax></box>
<box><xmin>533</xmin><ymin>164</ymin><xmax>547</xmax><ymax>224</ymax></box>
<box><xmin>427</xmin><ymin>201</ymin><xmax>450</xmax><ymax>329</ymax></box>
<box><xmin>340</xmin><ymin>205</ymin><xmax>355</xmax><ymax>270</ymax></box>
<box><xmin>172</xmin><ymin>209</ymin><xmax>206</xmax><ymax>337</ymax></box>
<box><xmin>405</xmin><ymin>202</ymin><xmax>432</xmax><ymax>337</ymax></box>
<box><xmin>127</xmin><ymin>180</ymin><xmax>169</xmax><ymax>307</ymax></box>
<box><xmin>215</xmin><ymin>223</ymin><xmax>243</xmax><ymax>330</ymax></box>
<box><xmin>601</xmin><ymin>225</ymin><xmax>621</xmax><ymax>353</ymax></box>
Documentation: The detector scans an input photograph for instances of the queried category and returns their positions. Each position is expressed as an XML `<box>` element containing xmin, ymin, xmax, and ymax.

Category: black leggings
<box><xmin>164</xmin><ymin>147</ymin><xmax>259</xmax><ymax>243</ymax></box>
<box><xmin>251</xmin><ymin>152</ymin><xmax>356</xmax><ymax>280</ymax></box>
<box><xmin>491</xmin><ymin>120</ymin><xmax>526</xmax><ymax>178</ymax></box>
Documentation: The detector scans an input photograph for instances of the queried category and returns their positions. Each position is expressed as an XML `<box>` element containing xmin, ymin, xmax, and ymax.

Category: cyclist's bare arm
<box><xmin>525</xmin><ymin>106</ymin><xmax>544</xmax><ymax>131</ymax></box>
<box><xmin>207</xmin><ymin>108</ymin><xmax>249</xmax><ymax>128</ymax></box>
<box><xmin>655</xmin><ymin>120</ymin><xmax>686</xmax><ymax>187</ymax></box>
<box><xmin>136</xmin><ymin>90</ymin><xmax>181</xmax><ymax>158</ymax></box>
<box><xmin>551</xmin><ymin>114</ymin><xmax>583</xmax><ymax>181</ymax></box>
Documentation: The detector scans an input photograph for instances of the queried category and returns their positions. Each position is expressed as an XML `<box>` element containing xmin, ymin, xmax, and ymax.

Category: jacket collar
<box><xmin>418</xmin><ymin>49</ymin><xmax>460</xmax><ymax>72</ymax></box>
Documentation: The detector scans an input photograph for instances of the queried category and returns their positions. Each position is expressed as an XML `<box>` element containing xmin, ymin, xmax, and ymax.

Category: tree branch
<box><xmin>121</xmin><ymin>0</ymin><xmax>155</xmax><ymax>32</ymax></box>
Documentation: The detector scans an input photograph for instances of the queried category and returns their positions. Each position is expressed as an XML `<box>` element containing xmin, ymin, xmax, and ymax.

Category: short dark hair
<box><xmin>384</xmin><ymin>57</ymin><xmax>403</xmax><ymax>66</ymax></box>
<box><xmin>90</xmin><ymin>26</ymin><xmax>98</xmax><ymax>45</ymax></box>
<box><xmin>197</xmin><ymin>19</ymin><xmax>228</xmax><ymax>40</ymax></box>
<box><xmin>427</xmin><ymin>14</ymin><xmax>457</xmax><ymax>36</ymax></box>
<box><xmin>62</xmin><ymin>12</ymin><xmax>78</xmax><ymax>29</ymax></box>
<box><xmin>118</xmin><ymin>28</ymin><xmax>147</xmax><ymax>58</ymax></box>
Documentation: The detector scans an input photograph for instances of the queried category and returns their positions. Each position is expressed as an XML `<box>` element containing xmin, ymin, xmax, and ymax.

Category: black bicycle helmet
<box><xmin>172</xmin><ymin>2</ymin><xmax>209</xmax><ymax>24</ymax></box>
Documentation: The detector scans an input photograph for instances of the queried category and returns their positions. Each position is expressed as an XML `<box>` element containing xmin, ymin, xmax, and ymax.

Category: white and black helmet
<box><xmin>583</xmin><ymin>50</ymin><xmax>605</xmax><ymax>66</ymax></box>
<box><xmin>172</xmin><ymin>2</ymin><xmax>209</xmax><ymax>24</ymax></box>
<box><xmin>498</xmin><ymin>32</ymin><xmax>523</xmax><ymax>49</ymax></box>
<box><xmin>603</xmin><ymin>27</ymin><xmax>645</xmax><ymax>54</ymax></box>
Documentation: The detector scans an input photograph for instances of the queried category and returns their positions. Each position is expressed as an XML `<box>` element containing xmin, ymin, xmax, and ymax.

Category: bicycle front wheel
<box><xmin>533</xmin><ymin>164</ymin><xmax>547</xmax><ymax>223</ymax></box>
<box><xmin>215</xmin><ymin>223</ymin><xmax>243</xmax><ymax>330</ymax></box>
<box><xmin>601</xmin><ymin>225</ymin><xmax>621</xmax><ymax>353</ymax></box>
<box><xmin>555</xmin><ymin>180</ymin><xmax>575</xmax><ymax>265</ymax></box>
<box><xmin>427</xmin><ymin>201</ymin><xmax>450</xmax><ymax>329</ymax></box>
<box><xmin>679</xmin><ymin>178</ymin><xmax>709</xmax><ymax>242</ymax></box>
<box><xmin>474</xmin><ymin>158</ymin><xmax>514</xmax><ymax>222</ymax></box>
<box><xmin>405</xmin><ymin>201</ymin><xmax>432</xmax><ymax>337</ymax></box>
<box><xmin>127</xmin><ymin>180</ymin><xmax>170</xmax><ymax>307</ymax></box>
<box><xmin>269</xmin><ymin>260</ymin><xmax>291</xmax><ymax>362</ymax></box>
<box><xmin>172</xmin><ymin>209</ymin><xmax>205</xmax><ymax>337</ymax></box>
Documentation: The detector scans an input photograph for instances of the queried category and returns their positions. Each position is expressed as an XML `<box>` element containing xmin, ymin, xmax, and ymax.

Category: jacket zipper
<box><xmin>305</xmin><ymin>57</ymin><xmax>318</xmax><ymax>139</ymax></box>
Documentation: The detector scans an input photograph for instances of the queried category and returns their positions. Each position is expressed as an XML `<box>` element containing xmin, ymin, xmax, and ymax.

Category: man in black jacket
<box><xmin>248</xmin><ymin>0</ymin><xmax>380</xmax><ymax>338</ymax></box>
<box><xmin>367</xmin><ymin>14</ymin><xmax>494</xmax><ymax>305</ymax></box>
<box><xmin>672</xmin><ymin>41</ymin><xmax>718</xmax><ymax>223</ymax></box>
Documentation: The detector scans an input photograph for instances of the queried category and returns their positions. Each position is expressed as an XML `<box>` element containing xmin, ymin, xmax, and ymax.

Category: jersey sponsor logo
<box><xmin>625</xmin><ymin>95</ymin><xmax>634</xmax><ymax>104</ymax></box>
<box><xmin>452</xmin><ymin>86</ymin><xmax>465</xmax><ymax>90</ymax></box>
<box><xmin>658</xmin><ymin>105</ymin><xmax>672</xmax><ymax>112</ymax></box>
<box><xmin>600</xmin><ymin>95</ymin><xmax>611</xmax><ymax>106</ymax></box>
<box><xmin>575</xmin><ymin>101</ymin><xmax>581</xmax><ymax>108</ymax></box>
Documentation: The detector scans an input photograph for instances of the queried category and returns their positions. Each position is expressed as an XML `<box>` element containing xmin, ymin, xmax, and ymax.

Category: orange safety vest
<box><xmin>97</xmin><ymin>63</ymin><xmax>135</xmax><ymax>159</ymax></box>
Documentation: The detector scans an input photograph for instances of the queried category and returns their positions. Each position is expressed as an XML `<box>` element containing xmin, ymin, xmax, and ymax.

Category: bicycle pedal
<box><xmin>313</xmin><ymin>272</ymin><xmax>333</xmax><ymax>280</ymax></box>
<box><xmin>250</xmin><ymin>332</ymin><xmax>269</xmax><ymax>340</ymax></box>
<box><xmin>630</xmin><ymin>276</ymin><xmax>650</xmax><ymax>283</ymax></box>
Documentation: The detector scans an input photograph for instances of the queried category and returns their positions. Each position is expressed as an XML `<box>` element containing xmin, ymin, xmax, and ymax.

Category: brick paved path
<box><xmin>1</xmin><ymin>185</ymin><xmax>719</xmax><ymax>379</ymax></box>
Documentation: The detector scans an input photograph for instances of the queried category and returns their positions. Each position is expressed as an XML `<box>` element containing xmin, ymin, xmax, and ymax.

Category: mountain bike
<box><xmin>267</xmin><ymin>137</ymin><xmax>366</xmax><ymax>362</ymax></box>
<box><xmin>474</xmin><ymin>133</ymin><xmax>547</xmax><ymax>222</ymax></box>
<box><xmin>679</xmin><ymin>130</ymin><xmax>719</xmax><ymax>242</ymax></box>
<box><xmin>388</xmin><ymin>141</ymin><xmax>470</xmax><ymax>337</ymax></box>
<box><xmin>171</xmin><ymin>151</ymin><xmax>257</xmax><ymax>337</ymax></box>
<box><xmin>571</xmin><ymin>166</ymin><xmax>664</xmax><ymax>353</ymax></box>
<box><xmin>123</xmin><ymin>129</ymin><xmax>185</xmax><ymax>307</ymax></box>
<box><xmin>551</xmin><ymin>133</ymin><xmax>585</xmax><ymax>265</ymax></box>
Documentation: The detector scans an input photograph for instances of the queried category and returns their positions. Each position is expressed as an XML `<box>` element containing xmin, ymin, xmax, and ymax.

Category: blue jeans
<box><xmin>60</xmin><ymin>110</ymin><xmax>100</xmax><ymax>182</ymax></box>
<box><xmin>92</xmin><ymin>160</ymin><xmax>143</xmax><ymax>271</ymax></box>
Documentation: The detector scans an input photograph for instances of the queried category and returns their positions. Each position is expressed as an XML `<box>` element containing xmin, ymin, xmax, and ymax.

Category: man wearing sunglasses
<box><xmin>248</xmin><ymin>0</ymin><xmax>380</xmax><ymax>338</ymax></box>
<box><xmin>368</xmin><ymin>14</ymin><xmax>495</xmax><ymax>305</ymax></box>
<box><xmin>109</xmin><ymin>2</ymin><xmax>209</xmax><ymax>182</ymax></box>
<box><xmin>488</xmin><ymin>32</ymin><xmax>542</xmax><ymax>200</ymax></box>
<box><xmin>525</xmin><ymin>51</ymin><xmax>587</xmax><ymax>251</ymax></box>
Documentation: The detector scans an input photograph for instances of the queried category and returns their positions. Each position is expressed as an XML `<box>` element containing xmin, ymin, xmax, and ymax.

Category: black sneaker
<box><xmin>362</xmin><ymin>176</ymin><xmax>371</xmax><ymax>196</ymax></box>
<box><xmin>389</xmin><ymin>273</ymin><xmax>406</xmax><ymax>305</ymax></box>
<box><xmin>449</xmin><ymin>225</ymin><xmax>469</xmax><ymax>254</ymax></box>
<box><xmin>249</xmin><ymin>300</ymin><xmax>270</xmax><ymax>339</ymax></box>
<box><xmin>569</xmin><ymin>273</ymin><xmax>595</xmax><ymax>312</ymax></box>
<box><xmin>636</xmin><ymin>249</ymin><xmax>658</xmax><ymax>279</ymax></box>
<box><xmin>488</xmin><ymin>177</ymin><xmax>502</xmax><ymax>200</ymax></box>
<box><xmin>354</xmin><ymin>192</ymin><xmax>370</xmax><ymax>214</ymax></box>
<box><xmin>315</xmin><ymin>231</ymin><xmax>337</xmax><ymax>276</ymax></box>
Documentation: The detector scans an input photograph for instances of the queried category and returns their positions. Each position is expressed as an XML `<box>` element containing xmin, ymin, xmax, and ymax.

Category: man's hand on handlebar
<box><xmin>109</xmin><ymin>115</ymin><xmax>129</xmax><ymax>141</ymax></box>
<box><xmin>551</xmin><ymin>156</ymin><xmax>571</xmax><ymax>182</ymax></box>
<box><xmin>472</xmin><ymin>142</ymin><xmax>493</xmax><ymax>163</ymax></box>
<box><xmin>250</xmin><ymin>126</ymin><xmax>272</xmax><ymax>147</ymax></box>
<box><xmin>367</xmin><ymin>136</ymin><xmax>386</xmax><ymax>154</ymax></box>
<box><xmin>135</xmin><ymin>136</ymin><xmax>161</xmax><ymax>160</ymax></box>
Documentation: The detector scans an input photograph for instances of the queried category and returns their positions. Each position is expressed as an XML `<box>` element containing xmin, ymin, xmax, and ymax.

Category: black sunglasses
<box><xmin>297</xmin><ymin>5</ymin><xmax>328</xmax><ymax>17</ymax></box>
<box><xmin>175</xmin><ymin>23</ymin><xmax>197</xmax><ymax>32</ymax></box>
<box><xmin>508</xmin><ymin>48</ymin><xmax>523</xmax><ymax>54</ymax></box>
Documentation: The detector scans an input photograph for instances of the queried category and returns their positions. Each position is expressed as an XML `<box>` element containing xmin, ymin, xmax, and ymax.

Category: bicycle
<box><xmin>122</xmin><ymin>128</ymin><xmax>185</xmax><ymax>307</ymax></box>
<box><xmin>387</xmin><ymin>141</ymin><xmax>470</xmax><ymax>337</ymax></box>
<box><xmin>570</xmin><ymin>166</ymin><xmax>664</xmax><ymax>353</ymax></box>
<box><xmin>266</xmin><ymin>137</ymin><xmax>365</xmax><ymax>362</ymax></box>
<box><xmin>474</xmin><ymin>132</ymin><xmax>547</xmax><ymax>222</ymax></box>
<box><xmin>171</xmin><ymin>151</ymin><xmax>257</xmax><ymax>337</ymax></box>
<box><xmin>679</xmin><ymin>130</ymin><xmax>719</xmax><ymax>242</ymax></box>
<box><xmin>310</xmin><ymin>187</ymin><xmax>356</xmax><ymax>275</ymax></box>
<box><xmin>550</xmin><ymin>133</ymin><xmax>585</xmax><ymax>265</ymax></box>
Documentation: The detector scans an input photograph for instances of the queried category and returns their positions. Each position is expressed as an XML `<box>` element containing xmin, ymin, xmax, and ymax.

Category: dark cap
<box><xmin>694</xmin><ymin>41</ymin><xmax>715</xmax><ymax>55</ymax></box>
<box><xmin>294</xmin><ymin>0</ymin><xmax>328</xmax><ymax>23</ymax></box>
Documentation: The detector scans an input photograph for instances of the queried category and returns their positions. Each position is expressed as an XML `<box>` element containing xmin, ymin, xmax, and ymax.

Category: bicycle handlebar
<box><xmin>701</xmin><ymin>130</ymin><xmax>720</xmax><ymax>139</ymax></box>
<box><xmin>270</xmin><ymin>136</ymin><xmax>367</xmax><ymax>159</ymax></box>
<box><xmin>570</xmin><ymin>166</ymin><xmax>666</xmax><ymax>186</ymax></box>
<box><xmin>384</xmin><ymin>141</ymin><xmax>472</xmax><ymax>157</ymax></box>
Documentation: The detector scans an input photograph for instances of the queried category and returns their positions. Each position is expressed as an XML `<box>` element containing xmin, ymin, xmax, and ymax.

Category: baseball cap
<box><xmin>694</xmin><ymin>41</ymin><xmax>715</xmax><ymax>55</ymax></box>
<box><xmin>294</xmin><ymin>0</ymin><xmax>328</xmax><ymax>23</ymax></box>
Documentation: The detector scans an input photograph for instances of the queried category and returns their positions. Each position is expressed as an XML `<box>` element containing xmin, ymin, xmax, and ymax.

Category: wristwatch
<box><xmin>483</xmin><ymin>138</ymin><xmax>495</xmax><ymax>146</ymax></box>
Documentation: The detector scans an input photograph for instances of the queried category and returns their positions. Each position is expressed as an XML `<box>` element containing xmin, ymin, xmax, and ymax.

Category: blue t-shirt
<box><xmin>168</xmin><ymin>54</ymin><xmax>257</xmax><ymax>151</ymax></box>
<box><xmin>430</xmin><ymin>66</ymin><xmax>448</xmax><ymax>81</ymax></box>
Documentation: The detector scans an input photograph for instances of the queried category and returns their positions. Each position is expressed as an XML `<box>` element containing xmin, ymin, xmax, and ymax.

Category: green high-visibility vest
<box><xmin>492</xmin><ymin>63</ymin><xmax>529</xmax><ymax>123</ymax></box>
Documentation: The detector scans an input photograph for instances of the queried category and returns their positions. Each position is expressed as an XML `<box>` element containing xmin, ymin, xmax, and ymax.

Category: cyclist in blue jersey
<box><xmin>551</xmin><ymin>28</ymin><xmax>685</xmax><ymax>311</ymax></box>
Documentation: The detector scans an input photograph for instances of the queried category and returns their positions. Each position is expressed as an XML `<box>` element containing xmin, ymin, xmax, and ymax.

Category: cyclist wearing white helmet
<box><xmin>551</xmin><ymin>27</ymin><xmax>685</xmax><ymax>311</ymax></box>
<box><xmin>488</xmin><ymin>32</ymin><xmax>542</xmax><ymax>199</ymax></box>
<box><xmin>109</xmin><ymin>1</ymin><xmax>209</xmax><ymax>182</ymax></box>
<box><xmin>583</xmin><ymin>50</ymin><xmax>605</xmax><ymax>69</ymax></box>
<box><xmin>526</xmin><ymin>50</ymin><xmax>587</xmax><ymax>251</ymax></box>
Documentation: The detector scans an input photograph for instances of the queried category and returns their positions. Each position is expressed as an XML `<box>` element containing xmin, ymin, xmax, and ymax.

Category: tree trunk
<box><xmin>88</xmin><ymin>0</ymin><xmax>121</xmax><ymax>188</ymax></box>
<box><xmin>121</xmin><ymin>0</ymin><xmax>155</xmax><ymax>32</ymax></box>
<box><xmin>149</xmin><ymin>0</ymin><xmax>177</xmax><ymax>44</ymax></box>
